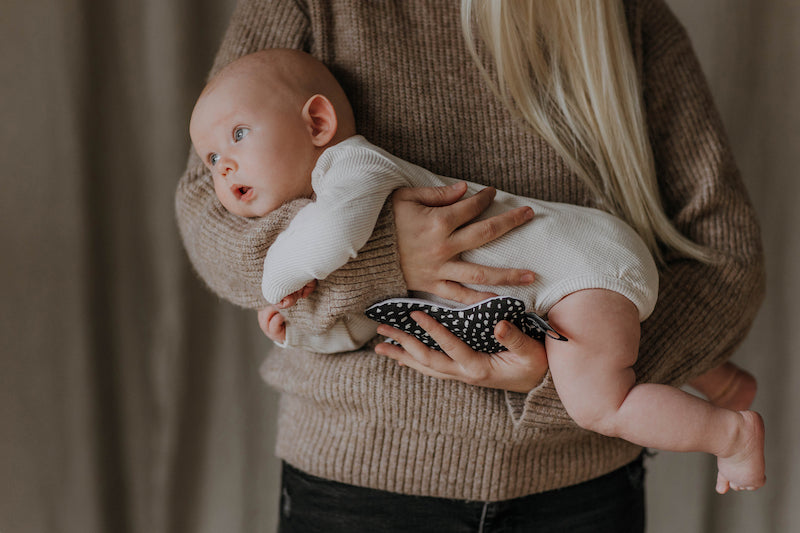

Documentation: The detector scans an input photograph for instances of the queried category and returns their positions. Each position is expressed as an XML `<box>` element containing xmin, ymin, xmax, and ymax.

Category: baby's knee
<box><xmin>567</xmin><ymin>402</ymin><xmax>622</xmax><ymax>437</ymax></box>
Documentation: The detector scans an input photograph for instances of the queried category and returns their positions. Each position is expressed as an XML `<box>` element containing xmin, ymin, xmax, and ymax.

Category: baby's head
<box><xmin>189</xmin><ymin>49</ymin><xmax>356</xmax><ymax>217</ymax></box>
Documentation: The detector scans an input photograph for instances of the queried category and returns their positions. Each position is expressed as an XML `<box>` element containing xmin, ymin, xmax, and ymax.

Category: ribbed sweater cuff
<box><xmin>282</xmin><ymin>199</ymin><xmax>408</xmax><ymax>333</ymax></box>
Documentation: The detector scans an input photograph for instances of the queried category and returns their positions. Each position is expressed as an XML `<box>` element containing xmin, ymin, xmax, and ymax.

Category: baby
<box><xmin>189</xmin><ymin>49</ymin><xmax>764</xmax><ymax>493</ymax></box>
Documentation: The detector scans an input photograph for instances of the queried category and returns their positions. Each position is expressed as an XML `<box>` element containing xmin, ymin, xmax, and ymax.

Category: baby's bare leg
<box><xmin>689</xmin><ymin>362</ymin><xmax>757</xmax><ymax>411</ymax></box>
<box><xmin>546</xmin><ymin>289</ymin><xmax>765</xmax><ymax>493</ymax></box>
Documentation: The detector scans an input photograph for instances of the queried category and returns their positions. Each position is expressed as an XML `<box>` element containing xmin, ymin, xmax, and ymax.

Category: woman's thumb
<box><xmin>393</xmin><ymin>181</ymin><xmax>467</xmax><ymax>207</ymax></box>
<box><xmin>494</xmin><ymin>320</ymin><xmax>532</xmax><ymax>352</ymax></box>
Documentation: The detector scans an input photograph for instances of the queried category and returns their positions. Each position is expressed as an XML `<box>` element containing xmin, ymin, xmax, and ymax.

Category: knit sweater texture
<box><xmin>175</xmin><ymin>0</ymin><xmax>765</xmax><ymax>500</ymax></box>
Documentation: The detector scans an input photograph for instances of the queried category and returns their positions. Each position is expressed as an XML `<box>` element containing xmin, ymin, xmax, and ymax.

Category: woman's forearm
<box><xmin>175</xmin><ymin>0</ymin><xmax>312</xmax><ymax>309</ymax></box>
<box><xmin>634</xmin><ymin>0</ymin><xmax>765</xmax><ymax>385</ymax></box>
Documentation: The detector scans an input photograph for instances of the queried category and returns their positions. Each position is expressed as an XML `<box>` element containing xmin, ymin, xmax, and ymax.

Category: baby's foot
<box><xmin>709</xmin><ymin>369</ymin><xmax>757</xmax><ymax>411</ymax></box>
<box><xmin>716</xmin><ymin>410</ymin><xmax>766</xmax><ymax>494</ymax></box>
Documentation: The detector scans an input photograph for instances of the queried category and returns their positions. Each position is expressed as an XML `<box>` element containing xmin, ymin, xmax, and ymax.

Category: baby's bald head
<box><xmin>198</xmin><ymin>49</ymin><xmax>356</xmax><ymax>139</ymax></box>
<box><xmin>189</xmin><ymin>49</ymin><xmax>356</xmax><ymax>218</ymax></box>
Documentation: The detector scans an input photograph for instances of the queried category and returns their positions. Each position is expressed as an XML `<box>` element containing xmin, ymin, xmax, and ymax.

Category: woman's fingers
<box><xmin>424</xmin><ymin>280</ymin><xmax>499</xmax><ymax>306</ymax></box>
<box><xmin>407</xmin><ymin>311</ymin><xmax>474</xmax><ymax>362</ymax></box>
<box><xmin>392</xmin><ymin>183</ymin><xmax>537</xmax><ymax>302</ymax></box>
<box><xmin>435</xmin><ymin>186</ymin><xmax>497</xmax><ymax>229</ymax></box>
<box><xmin>399</xmin><ymin>311</ymin><xmax>492</xmax><ymax>385</ymax></box>
<box><xmin>394</xmin><ymin>183</ymin><xmax>527</xmax><ymax>243</ymax></box>
<box><xmin>392</xmin><ymin>181</ymin><xmax>468</xmax><ymax>207</ymax></box>
<box><xmin>450</xmin><ymin>205</ymin><xmax>534</xmax><ymax>252</ymax></box>
<box><xmin>376</xmin><ymin>312</ymin><xmax>549</xmax><ymax>393</ymax></box>
<box><xmin>440</xmin><ymin>261</ymin><xmax>535</xmax><ymax>293</ymax></box>
<box><xmin>375</xmin><ymin>342</ymin><xmax>453</xmax><ymax>381</ymax></box>
<box><xmin>494</xmin><ymin>320</ymin><xmax>537</xmax><ymax>352</ymax></box>
<box><xmin>418</xmin><ymin>264</ymin><xmax>535</xmax><ymax>306</ymax></box>
<box><xmin>375</xmin><ymin>324</ymin><xmax>460</xmax><ymax>378</ymax></box>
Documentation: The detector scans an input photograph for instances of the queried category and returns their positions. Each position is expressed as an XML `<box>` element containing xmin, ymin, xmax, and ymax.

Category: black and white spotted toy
<box><xmin>365</xmin><ymin>296</ymin><xmax>566</xmax><ymax>354</ymax></box>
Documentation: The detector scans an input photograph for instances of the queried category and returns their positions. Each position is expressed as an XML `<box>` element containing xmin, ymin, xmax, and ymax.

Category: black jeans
<box><xmin>277</xmin><ymin>455</ymin><xmax>645</xmax><ymax>533</ymax></box>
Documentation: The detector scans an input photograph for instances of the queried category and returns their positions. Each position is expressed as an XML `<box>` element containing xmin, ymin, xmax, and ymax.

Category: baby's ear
<box><xmin>302</xmin><ymin>94</ymin><xmax>338</xmax><ymax>147</ymax></box>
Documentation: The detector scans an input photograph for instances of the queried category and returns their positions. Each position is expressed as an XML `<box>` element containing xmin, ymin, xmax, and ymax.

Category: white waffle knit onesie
<box><xmin>262</xmin><ymin>136</ymin><xmax>658</xmax><ymax>352</ymax></box>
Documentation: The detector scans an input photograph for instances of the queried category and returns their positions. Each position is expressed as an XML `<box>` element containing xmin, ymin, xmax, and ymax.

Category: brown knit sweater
<box><xmin>175</xmin><ymin>0</ymin><xmax>764</xmax><ymax>500</ymax></box>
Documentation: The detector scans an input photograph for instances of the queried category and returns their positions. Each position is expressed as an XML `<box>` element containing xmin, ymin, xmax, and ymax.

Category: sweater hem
<box><xmin>272</xmin><ymin>391</ymin><xmax>643</xmax><ymax>501</ymax></box>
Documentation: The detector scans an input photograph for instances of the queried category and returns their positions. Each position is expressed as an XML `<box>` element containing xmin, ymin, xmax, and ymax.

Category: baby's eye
<box><xmin>233</xmin><ymin>127</ymin><xmax>250</xmax><ymax>142</ymax></box>
<box><xmin>209</xmin><ymin>153</ymin><xmax>220</xmax><ymax>166</ymax></box>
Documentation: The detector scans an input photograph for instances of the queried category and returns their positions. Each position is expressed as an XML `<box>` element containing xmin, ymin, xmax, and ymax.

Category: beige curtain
<box><xmin>1</xmin><ymin>1</ymin><xmax>797</xmax><ymax>532</ymax></box>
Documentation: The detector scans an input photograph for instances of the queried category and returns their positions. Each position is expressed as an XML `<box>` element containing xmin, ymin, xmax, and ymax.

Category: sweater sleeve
<box><xmin>174</xmin><ymin>0</ymin><xmax>408</xmax><ymax>310</ymax></box>
<box><xmin>506</xmin><ymin>0</ymin><xmax>765</xmax><ymax>428</ymax></box>
<box><xmin>634</xmin><ymin>0</ymin><xmax>764</xmax><ymax>385</ymax></box>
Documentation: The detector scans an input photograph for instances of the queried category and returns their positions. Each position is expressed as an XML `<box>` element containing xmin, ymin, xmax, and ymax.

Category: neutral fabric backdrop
<box><xmin>1</xmin><ymin>1</ymin><xmax>797</xmax><ymax>532</ymax></box>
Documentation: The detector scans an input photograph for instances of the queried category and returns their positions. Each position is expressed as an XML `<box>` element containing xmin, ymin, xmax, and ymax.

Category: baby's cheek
<box><xmin>212</xmin><ymin>178</ymin><xmax>227</xmax><ymax>204</ymax></box>
<box><xmin>212</xmin><ymin>180</ymin><xmax>240</xmax><ymax>215</ymax></box>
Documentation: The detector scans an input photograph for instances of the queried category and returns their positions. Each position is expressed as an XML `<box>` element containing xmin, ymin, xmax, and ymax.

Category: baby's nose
<box><xmin>219</xmin><ymin>158</ymin><xmax>237</xmax><ymax>176</ymax></box>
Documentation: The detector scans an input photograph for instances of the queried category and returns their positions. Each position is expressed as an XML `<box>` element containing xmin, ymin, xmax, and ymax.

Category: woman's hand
<box><xmin>392</xmin><ymin>182</ymin><xmax>536</xmax><ymax>304</ymax></box>
<box><xmin>375</xmin><ymin>311</ymin><xmax>548</xmax><ymax>393</ymax></box>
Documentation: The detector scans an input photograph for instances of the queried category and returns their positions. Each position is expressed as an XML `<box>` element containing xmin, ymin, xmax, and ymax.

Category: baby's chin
<box><xmin>219</xmin><ymin>199</ymin><xmax>263</xmax><ymax>218</ymax></box>
<box><xmin>233</xmin><ymin>206</ymin><xmax>269</xmax><ymax>218</ymax></box>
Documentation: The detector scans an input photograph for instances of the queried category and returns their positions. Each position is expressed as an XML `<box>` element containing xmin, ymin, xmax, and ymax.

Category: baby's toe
<box><xmin>716</xmin><ymin>473</ymin><xmax>730</xmax><ymax>494</ymax></box>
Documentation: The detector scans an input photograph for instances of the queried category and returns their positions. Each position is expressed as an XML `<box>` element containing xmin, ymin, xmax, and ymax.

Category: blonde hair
<box><xmin>461</xmin><ymin>0</ymin><xmax>713</xmax><ymax>264</ymax></box>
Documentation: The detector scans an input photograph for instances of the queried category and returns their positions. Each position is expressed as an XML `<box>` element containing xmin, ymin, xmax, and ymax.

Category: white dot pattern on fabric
<box><xmin>365</xmin><ymin>296</ymin><xmax>566</xmax><ymax>354</ymax></box>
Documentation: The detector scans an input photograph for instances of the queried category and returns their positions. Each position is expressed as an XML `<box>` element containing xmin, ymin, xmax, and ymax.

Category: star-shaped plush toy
<box><xmin>365</xmin><ymin>295</ymin><xmax>566</xmax><ymax>354</ymax></box>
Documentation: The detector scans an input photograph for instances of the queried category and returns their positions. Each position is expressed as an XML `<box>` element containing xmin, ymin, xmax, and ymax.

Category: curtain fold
<box><xmin>1</xmin><ymin>1</ymin><xmax>797</xmax><ymax>532</ymax></box>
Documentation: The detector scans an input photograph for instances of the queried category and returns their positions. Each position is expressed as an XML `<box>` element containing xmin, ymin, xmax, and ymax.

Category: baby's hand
<box><xmin>258</xmin><ymin>305</ymin><xmax>287</xmax><ymax>344</ymax></box>
<box><xmin>278</xmin><ymin>280</ymin><xmax>317</xmax><ymax>309</ymax></box>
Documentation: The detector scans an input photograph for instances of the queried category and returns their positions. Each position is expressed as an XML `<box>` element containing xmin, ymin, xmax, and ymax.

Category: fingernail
<box><xmin>495</xmin><ymin>321</ymin><xmax>509</xmax><ymax>339</ymax></box>
<box><xmin>521</xmin><ymin>273</ymin><xmax>534</xmax><ymax>284</ymax></box>
<box><xmin>524</xmin><ymin>207</ymin><xmax>534</xmax><ymax>220</ymax></box>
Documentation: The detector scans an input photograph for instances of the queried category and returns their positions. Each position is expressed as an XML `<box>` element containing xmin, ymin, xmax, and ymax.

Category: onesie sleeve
<box><xmin>174</xmin><ymin>0</ymin><xmax>408</xmax><ymax>310</ymax></box>
<box><xmin>262</xmin><ymin>141</ymin><xmax>411</xmax><ymax>304</ymax></box>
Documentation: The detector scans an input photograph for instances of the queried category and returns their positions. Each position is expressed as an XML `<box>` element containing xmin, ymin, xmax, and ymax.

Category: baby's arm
<box><xmin>262</xmin><ymin>143</ymin><xmax>409</xmax><ymax>304</ymax></box>
<box><xmin>546</xmin><ymin>288</ymin><xmax>765</xmax><ymax>493</ymax></box>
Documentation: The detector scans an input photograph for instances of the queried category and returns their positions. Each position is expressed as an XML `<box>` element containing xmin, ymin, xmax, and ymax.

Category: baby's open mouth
<box><xmin>232</xmin><ymin>185</ymin><xmax>253</xmax><ymax>201</ymax></box>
